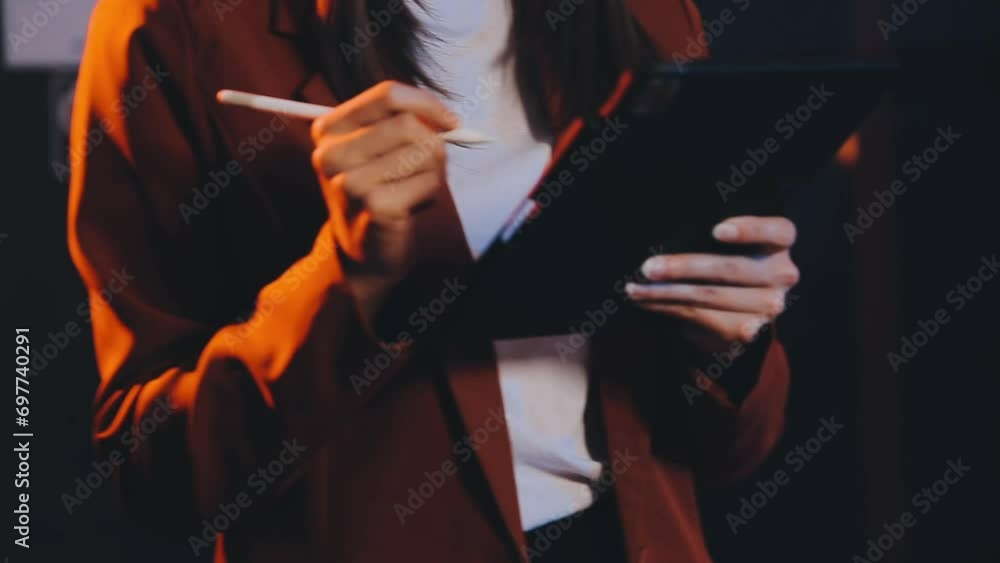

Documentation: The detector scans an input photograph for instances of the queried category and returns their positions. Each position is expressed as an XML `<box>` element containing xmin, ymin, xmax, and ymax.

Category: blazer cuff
<box><xmin>682</xmin><ymin>324</ymin><xmax>781</xmax><ymax>409</ymax></box>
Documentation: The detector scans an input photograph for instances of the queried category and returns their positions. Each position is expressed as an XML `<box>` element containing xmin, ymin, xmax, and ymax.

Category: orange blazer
<box><xmin>68</xmin><ymin>1</ymin><xmax>790</xmax><ymax>562</ymax></box>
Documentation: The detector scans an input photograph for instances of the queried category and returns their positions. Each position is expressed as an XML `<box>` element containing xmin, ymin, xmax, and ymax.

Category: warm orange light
<box><xmin>316</xmin><ymin>0</ymin><xmax>333</xmax><ymax>20</ymax></box>
<box><xmin>837</xmin><ymin>132</ymin><xmax>861</xmax><ymax>168</ymax></box>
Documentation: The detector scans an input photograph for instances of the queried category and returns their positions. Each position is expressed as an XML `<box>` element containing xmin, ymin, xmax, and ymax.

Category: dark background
<box><xmin>2</xmin><ymin>0</ymin><xmax>998</xmax><ymax>561</ymax></box>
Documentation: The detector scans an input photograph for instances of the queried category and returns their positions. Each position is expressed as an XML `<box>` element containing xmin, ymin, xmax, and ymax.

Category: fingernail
<box><xmin>713</xmin><ymin>222</ymin><xmax>739</xmax><ymax>241</ymax></box>
<box><xmin>625</xmin><ymin>282</ymin><xmax>641</xmax><ymax>298</ymax></box>
<box><xmin>641</xmin><ymin>259</ymin><xmax>667</xmax><ymax>279</ymax></box>
<box><xmin>443</xmin><ymin>110</ymin><xmax>462</xmax><ymax>128</ymax></box>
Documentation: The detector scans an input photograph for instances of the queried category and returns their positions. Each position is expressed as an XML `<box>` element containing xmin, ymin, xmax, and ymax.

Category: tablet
<box><xmin>465</xmin><ymin>59</ymin><xmax>897</xmax><ymax>338</ymax></box>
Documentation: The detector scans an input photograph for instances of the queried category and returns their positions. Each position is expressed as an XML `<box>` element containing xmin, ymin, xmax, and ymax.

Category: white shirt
<box><xmin>404</xmin><ymin>0</ymin><xmax>604</xmax><ymax>530</ymax></box>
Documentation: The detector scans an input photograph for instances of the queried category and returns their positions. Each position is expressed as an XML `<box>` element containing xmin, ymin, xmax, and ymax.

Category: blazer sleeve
<box><xmin>684</xmin><ymin>332</ymin><xmax>790</xmax><ymax>485</ymax></box>
<box><xmin>68</xmin><ymin>0</ymin><xmax>411</xmax><ymax>533</ymax></box>
<box><xmin>652</xmin><ymin>328</ymin><xmax>791</xmax><ymax>487</ymax></box>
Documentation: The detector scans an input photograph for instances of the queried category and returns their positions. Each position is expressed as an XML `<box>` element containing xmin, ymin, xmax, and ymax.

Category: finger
<box><xmin>632</xmin><ymin>304</ymin><xmax>771</xmax><ymax>345</ymax></box>
<box><xmin>311</xmin><ymin>81</ymin><xmax>459</xmax><ymax>139</ymax></box>
<box><xmin>678</xmin><ymin>311</ymin><xmax>772</xmax><ymax>351</ymax></box>
<box><xmin>641</xmin><ymin>253</ymin><xmax>800</xmax><ymax>287</ymax></box>
<box><xmin>712</xmin><ymin>216</ymin><xmax>797</xmax><ymax>250</ymax></box>
<box><xmin>363</xmin><ymin>171</ymin><xmax>443</xmax><ymax>221</ymax></box>
<box><xmin>313</xmin><ymin>112</ymin><xmax>439</xmax><ymax>177</ymax></box>
<box><xmin>626</xmin><ymin>283</ymin><xmax>788</xmax><ymax>316</ymax></box>
<box><xmin>337</xmin><ymin>137</ymin><xmax>446</xmax><ymax>199</ymax></box>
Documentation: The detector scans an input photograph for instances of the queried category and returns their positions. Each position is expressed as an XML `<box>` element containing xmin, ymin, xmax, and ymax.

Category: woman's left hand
<box><xmin>626</xmin><ymin>216</ymin><xmax>800</xmax><ymax>353</ymax></box>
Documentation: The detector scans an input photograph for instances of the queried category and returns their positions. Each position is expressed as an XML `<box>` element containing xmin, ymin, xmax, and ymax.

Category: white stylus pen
<box><xmin>216</xmin><ymin>89</ymin><xmax>492</xmax><ymax>146</ymax></box>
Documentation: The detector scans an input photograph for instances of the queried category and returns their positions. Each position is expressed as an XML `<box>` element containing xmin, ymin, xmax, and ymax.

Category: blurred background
<box><xmin>2</xmin><ymin>0</ymin><xmax>998</xmax><ymax>561</ymax></box>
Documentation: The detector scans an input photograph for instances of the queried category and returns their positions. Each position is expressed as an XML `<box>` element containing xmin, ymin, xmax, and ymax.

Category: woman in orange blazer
<box><xmin>68</xmin><ymin>0</ymin><xmax>797</xmax><ymax>561</ymax></box>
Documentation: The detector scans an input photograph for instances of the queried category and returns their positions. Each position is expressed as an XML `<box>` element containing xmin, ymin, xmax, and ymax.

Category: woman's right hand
<box><xmin>311</xmin><ymin>81</ymin><xmax>458</xmax><ymax>323</ymax></box>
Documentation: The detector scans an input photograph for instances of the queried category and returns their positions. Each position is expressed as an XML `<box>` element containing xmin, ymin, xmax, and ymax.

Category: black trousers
<box><xmin>522</xmin><ymin>493</ymin><xmax>628</xmax><ymax>563</ymax></box>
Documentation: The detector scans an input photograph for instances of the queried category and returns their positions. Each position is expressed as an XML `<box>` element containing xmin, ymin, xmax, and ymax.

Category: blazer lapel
<box><xmin>445</xmin><ymin>339</ymin><xmax>527</xmax><ymax>563</ymax></box>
